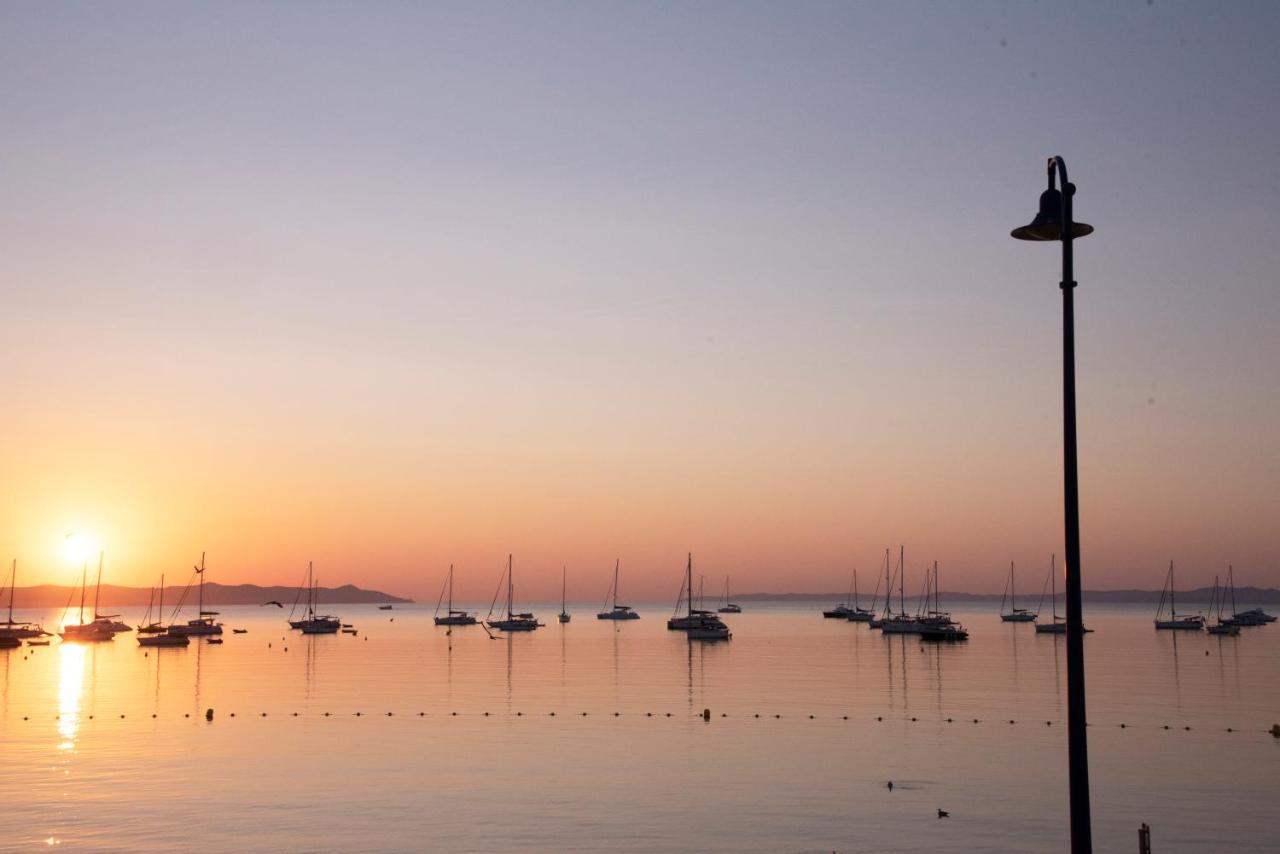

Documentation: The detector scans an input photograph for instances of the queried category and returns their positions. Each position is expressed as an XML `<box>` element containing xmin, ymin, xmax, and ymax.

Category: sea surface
<box><xmin>0</xmin><ymin>601</ymin><xmax>1276</xmax><ymax>853</ymax></box>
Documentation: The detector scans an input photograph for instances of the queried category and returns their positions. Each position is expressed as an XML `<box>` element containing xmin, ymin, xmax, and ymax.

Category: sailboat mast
<box><xmin>7</xmin><ymin>559</ymin><xmax>14</xmax><ymax>624</ymax></box>
<box><xmin>197</xmin><ymin>552</ymin><xmax>206</xmax><ymax>620</ymax></box>
<box><xmin>448</xmin><ymin>565</ymin><xmax>454</xmax><ymax>613</ymax></box>
<box><xmin>507</xmin><ymin>554</ymin><xmax>514</xmax><ymax>619</ymax></box>
<box><xmin>561</xmin><ymin>566</ymin><xmax>566</xmax><ymax>612</ymax></box>
<box><xmin>686</xmin><ymin>553</ymin><xmax>693</xmax><ymax>617</ymax></box>
<box><xmin>1169</xmin><ymin>561</ymin><xmax>1177</xmax><ymax>619</ymax></box>
<box><xmin>853</xmin><ymin>570</ymin><xmax>859</xmax><ymax>610</ymax></box>
<box><xmin>159</xmin><ymin>573</ymin><xmax>165</xmax><ymax>626</ymax></box>
<box><xmin>1011</xmin><ymin>562</ymin><xmax>1017</xmax><ymax>610</ymax></box>
<box><xmin>94</xmin><ymin>551</ymin><xmax>103</xmax><ymax>617</ymax></box>
<box><xmin>79</xmin><ymin>563</ymin><xmax>87</xmax><ymax>624</ymax></box>
<box><xmin>1223</xmin><ymin>563</ymin><xmax>1233</xmax><ymax>617</ymax></box>
<box><xmin>899</xmin><ymin>546</ymin><xmax>905</xmax><ymax>615</ymax></box>
<box><xmin>1052</xmin><ymin>554</ymin><xmax>1058</xmax><ymax>621</ymax></box>
<box><xmin>934</xmin><ymin>560</ymin><xmax>940</xmax><ymax>614</ymax></box>
<box><xmin>613</xmin><ymin>559</ymin><xmax>620</xmax><ymax>610</ymax></box>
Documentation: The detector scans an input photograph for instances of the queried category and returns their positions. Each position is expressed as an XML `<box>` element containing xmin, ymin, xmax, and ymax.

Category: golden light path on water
<box><xmin>56</xmin><ymin>643</ymin><xmax>83</xmax><ymax>753</ymax></box>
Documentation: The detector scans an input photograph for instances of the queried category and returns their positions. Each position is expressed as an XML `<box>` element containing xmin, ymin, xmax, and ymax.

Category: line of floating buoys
<box><xmin>11</xmin><ymin>711</ymin><xmax>1276</xmax><ymax>733</ymax></box>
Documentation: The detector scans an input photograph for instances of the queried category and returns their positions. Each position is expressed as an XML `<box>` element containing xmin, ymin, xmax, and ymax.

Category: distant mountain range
<box><xmin>9</xmin><ymin>582</ymin><xmax>413</xmax><ymax>609</ymax></box>
<box><xmin>735</xmin><ymin>587</ymin><xmax>1280</xmax><ymax>604</ymax></box>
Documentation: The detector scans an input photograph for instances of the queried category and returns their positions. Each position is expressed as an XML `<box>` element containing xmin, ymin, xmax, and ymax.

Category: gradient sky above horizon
<box><xmin>2</xmin><ymin>1</ymin><xmax>1278</xmax><ymax>601</ymax></box>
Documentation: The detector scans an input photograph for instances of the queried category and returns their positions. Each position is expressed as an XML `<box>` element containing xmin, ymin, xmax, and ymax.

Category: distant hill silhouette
<box><xmin>735</xmin><ymin>586</ymin><xmax>1280</xmax><ymax>604</ymax></box>
<box><xmin>10</xmin><ymin>582</ymin><xmax>412</xmax><ymax>609</ymax></box>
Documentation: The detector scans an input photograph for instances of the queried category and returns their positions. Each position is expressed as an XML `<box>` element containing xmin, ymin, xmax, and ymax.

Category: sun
<box><xmin>61</xmin><ymin>532</ymin><xmax>95</xmax><ymax>564</ymax></box>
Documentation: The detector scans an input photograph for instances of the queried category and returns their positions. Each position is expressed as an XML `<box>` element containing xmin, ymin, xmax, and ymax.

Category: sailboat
<box><xmin>999</xmin><ymin>562</ymin><xmax>1038</xmax><ymax>622</ymax></box>
<box><xmin>919</xmin><ymin>562</ymin><xmax>968</xmax><ymax>641</ymax></box>
<box><xmin>433</xmin><ymin>564</ymin><xmax>478</xmax><ymax>626</ymax></box>
<box><xmin>485</xmin><ymin>554</ymin><xmax>541</xmax><ymax>631</ymax></box>
<box><xmin>716</xmin><ymin>576</ymin><xmax>741</xmax><ymax>614</ymax></box>
<box><xmin>58</xmin><ymin>565</ymin><xmax>115</xmax><ymax>642</ymax></box>
<box><xmin>138</xmin><ymin>574</ymin><xmax>190</xmax><ymax>647</ymax></box>
<box><xmin>81</xmin><ymin>553</ymin><xmax>131</xmax><ymax>634</ymax></box>
<box><xmin>597</xmin><ymin>560</ymin><xmax>639</xmax><ymax>620</ymax></box>
<box><xmin>1205</xmin><ymin>574</ymin><xmax>1240</xmax><ymax>636</ymax></box>
<box><xmin>1035</xmin><ymin>555</ymin><xmax>1067</xmax><ymax>634</ymax></box>
<box><xmin>1154</xmin><ymin>561</ymin><xmax>1204</xmax><ymax>630</ymax></box>
<box><xmin>868</xmin><ymin>550</ymin><xmax>893</xmax><ymax>628</ymax></box>
<box><xmin>168</xmin><ymin>553</ymin><xmax>225</xmax><ymax>636</ymax></box>
<box><xmin>666</xmin><ymin>554</ymin><xmax>730</xmax><ymax>639</ymax></box>
<box><xmin>0</xmin><ymin>560</ymin><xmax>50</xmax><ymax>641</ymax></box>
<box><xmin>287</xmin><ymin>562</ymin><xmax>341</xmax><ymax>632</ymax></box>
<box><xmin>845</xmin><ymin>569</ymin><xmax>875</xmax><ymax>622</ymax></box>
<box><xmin>558</xmin><ymin>566</ymin><xmax>570</xmax><ymax>623</ymax></box>
<box><xmin>880</xmin><ymin>547</ymin><xmax>925</xmax><ymax>634</ymax></box>
<box><xmin>1223</xmin><ymin>566</ymin><xmax>1275</xmax><ymax>626</ymax></box>
<box><xmin>136</xmin><ymin>583</ymin><xmax>166</xmax><ymax>634</ymax></box>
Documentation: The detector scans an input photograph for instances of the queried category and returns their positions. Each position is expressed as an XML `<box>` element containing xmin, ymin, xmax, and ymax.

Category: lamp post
<box><xmin>1011</xmin><ymin>156</ymin><xmax>1094</xmax><ymax>854</ymax></box>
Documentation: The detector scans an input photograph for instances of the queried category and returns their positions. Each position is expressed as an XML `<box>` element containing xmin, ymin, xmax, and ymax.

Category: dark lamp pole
<box><xmin>1011</xmin><ymin>155</ymin><xmax>1094</xmax><ymax>854</ymax></box>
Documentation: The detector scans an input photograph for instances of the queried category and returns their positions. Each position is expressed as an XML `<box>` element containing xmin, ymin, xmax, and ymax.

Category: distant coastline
<box><xmin>10</xmin><ymin>582</ymin><xmax>413</xmax><ymax>608</ymax></box>
<box><xmin>735</xmin><ymin>586</ymin><xmax>1280</xmax><ymax>604</ymax></box>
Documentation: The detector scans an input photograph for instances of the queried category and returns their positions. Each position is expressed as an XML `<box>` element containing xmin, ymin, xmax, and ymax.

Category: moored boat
<box><xmin>137</xmin><ymin>573</ymin><xmax>190</xmax><ymax>647</ymax></box>
<box><xmin>999</xmin><ymin>561</ymin><xmax>1037</xmax><ymax>623</ymax></box>
<box><xmin>1</xmin><ymin>559</ymin><xmax>51</xmax><ymax>641</ymax></box>
<box><xmin>485</xmin><ymin>555</ymin><xmax>542</xmax><ymax>631</ymax></box>
<box><xmin>1154</xmin><ymin>561</ymin><xmax>1204</xmax><ymax>631</ymax></box>
<box><xmin>434</xmin><ymin>564</ymin><xmax>478</xmax><ymax>626</ymax></box>
<box><xmin>597</xmin><ymin>560</ymin><xmax>640</xmax><ymax>620</ymax></box>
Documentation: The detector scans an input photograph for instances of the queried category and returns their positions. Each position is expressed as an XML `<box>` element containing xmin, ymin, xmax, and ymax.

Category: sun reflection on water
<box><xmin>57</xmin><ymin>643</ymin><xmax>85</xmax><ymax>752</ymax></box>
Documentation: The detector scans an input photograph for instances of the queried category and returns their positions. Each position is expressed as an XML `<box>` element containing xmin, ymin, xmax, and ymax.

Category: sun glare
<box><xmin>61</xmin><ymin>532</ymin><xmax>94</xmax><ymax>565</ymax></box>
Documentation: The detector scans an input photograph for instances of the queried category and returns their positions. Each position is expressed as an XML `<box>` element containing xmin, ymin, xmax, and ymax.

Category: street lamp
<box><xmin>1011</xmin><ymin>155</ymin><xmax>1094</xmax><ymax>854</ymax></box>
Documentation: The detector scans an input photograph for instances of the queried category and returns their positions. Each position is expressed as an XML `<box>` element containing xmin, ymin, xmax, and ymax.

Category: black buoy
<box><xmin>205</xmin><ymin>708</ymin><xmax>213</xmax><ymax>721</ymax></box>
<box><xmin>703</xmin><ymin>708</ymin><xmax>711</xmax><ymax>721</ymax></box>
<box><xmin>1270</xmin><ymin>724</ymin><xmax>1280</xmax><ymax>738</ymax></box>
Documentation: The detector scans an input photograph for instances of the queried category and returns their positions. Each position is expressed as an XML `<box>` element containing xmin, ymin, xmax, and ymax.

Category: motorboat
<box><xmin>920</xmin><ymin>623</ymin><xmax>969</xmax><ymax>641</ymax></box>
<box><xmin>687</xmin><ymin>614</ymin><xmax>731</xmax><ymax>640</ymax></box>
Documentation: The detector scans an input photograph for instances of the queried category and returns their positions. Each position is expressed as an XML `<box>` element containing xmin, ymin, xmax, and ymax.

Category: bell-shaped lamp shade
<box><xmin>1011</xmin><ymin>188</ymin><xmax>1094</xmax><ymax>241</ymax></box>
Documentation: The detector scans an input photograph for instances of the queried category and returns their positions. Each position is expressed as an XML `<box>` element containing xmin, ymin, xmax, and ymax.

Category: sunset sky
<box><xmin>2</xmin><ymin>2</ymin><xmax>1277</xmax><ymax>601</ymax></box>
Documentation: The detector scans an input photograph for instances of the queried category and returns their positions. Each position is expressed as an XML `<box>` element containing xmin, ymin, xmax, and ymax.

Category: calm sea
<box><xmin>1</xmin><ymin>601</ymin><xmax>1276</xmax><ymax>853</ymax></box>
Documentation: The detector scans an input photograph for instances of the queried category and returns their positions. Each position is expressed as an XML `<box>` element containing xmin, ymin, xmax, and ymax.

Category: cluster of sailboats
<box><xmin>428</xmin><ymin>554</ymin><xmax>735</xmax><ymax>640</ymax></box>
<box><xmin>1153</xmin><ymin>562</ymin><xmax>1273</xmax><ymax>635</ymax></box>
<box><xmin>822</xmin><ymin>551</ymin><xmax>1275</xmax><ymax>640</ymax></box>
<box><xmin>6</xmin><ymin>549</ymin><xmax>1275</xmax><ymax>651</ymax></box>
<box><xmin>823</xmin><ymin>548</ymin><xmax>970</xmax><ymax>640</ymax></box>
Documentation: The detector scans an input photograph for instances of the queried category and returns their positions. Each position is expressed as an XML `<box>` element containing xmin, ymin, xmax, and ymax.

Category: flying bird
<box><xmin>937</xmin><ymin>809</ymin><xmax>950</xmax><ymax>819</ymax></box>
<box><xmin>263</xmin><ymin>601</ymin><xmax>284</xmax><ymax>608</ymax></box>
